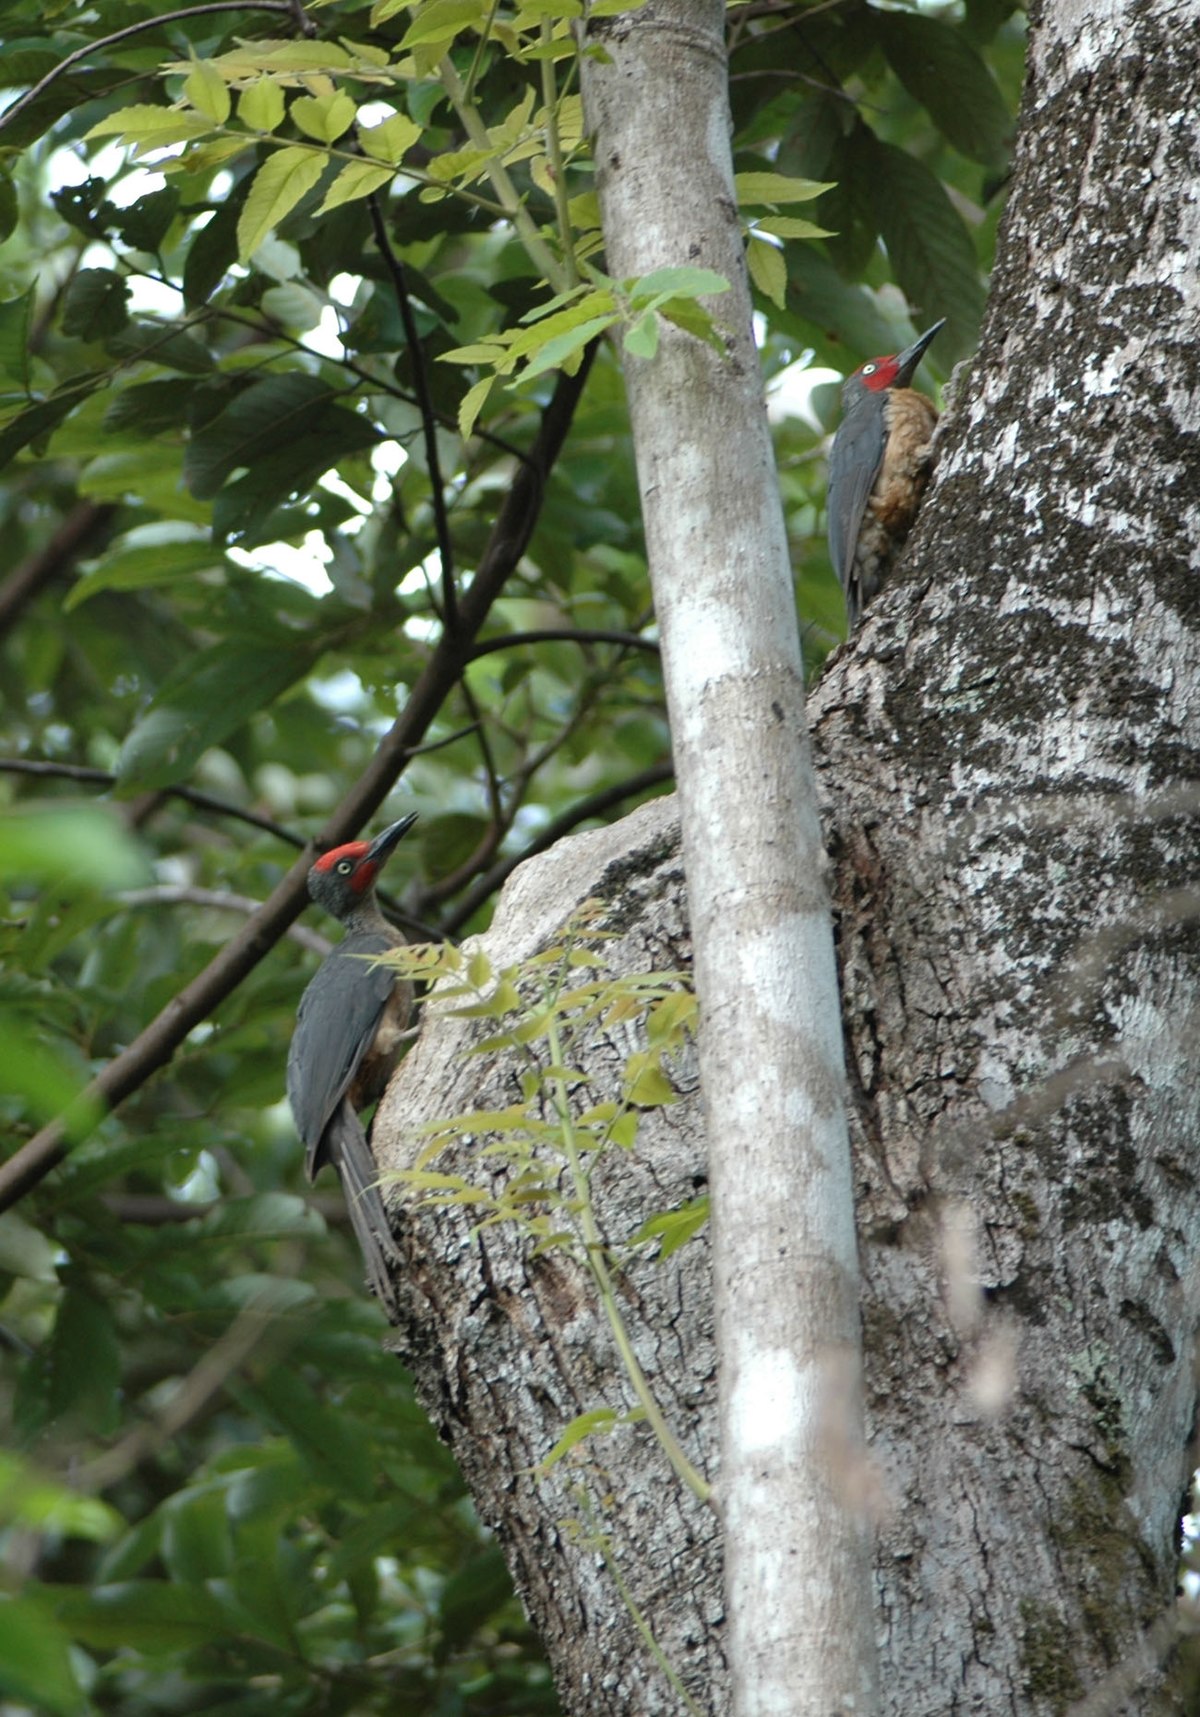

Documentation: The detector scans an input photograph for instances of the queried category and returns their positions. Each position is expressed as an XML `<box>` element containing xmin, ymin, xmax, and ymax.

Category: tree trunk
<box><xmin>377</xmin><ymin>0</ymin><xmax>1200</xmax><ymax>1709</ymax></box>
<box><xmin>578</xmin><ymin>4</ymin><xmax>875</xmax><ymax>1712</ymax></box>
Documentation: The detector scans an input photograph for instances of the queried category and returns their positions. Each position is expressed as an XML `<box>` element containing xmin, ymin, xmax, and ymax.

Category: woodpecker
<box><xmin>827</xmin><ymin>318</ymin><xmax>945</xmax><ymax>629</ymax></box>
<box><xmin>287</xmin><ymin>814</ymin><xmax>418</xmax><ymax>1302</ymax></box>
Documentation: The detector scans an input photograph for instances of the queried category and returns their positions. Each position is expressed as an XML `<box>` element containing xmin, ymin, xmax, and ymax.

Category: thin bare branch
<box><xmin>0</xmin><ymin>2</ymin><xmax>314</xmax><ymax>139</ymax></box>
<box><xmin>0</xmin><ymin>723</ymin><xmax>479</xmax><ymax>848</ymax></box>
<box><xmin>443</xmin><ymin>757</ymin><xmax>673</xmax><ymax>934</ymax></box>
<box><xmin>368</xmin><ymin>193</ymin><xmax>458</xmax><ymax>633</ymax></box>
<box><xmin>116</xmin><ymin>886</ymin><xmax>333</xmax><ymax>955</ymax></box>
<box><xmin>0</xmin><ymin>502</ymin><xmax>114</xmax><ymax>642</ymax></box>
<box><xmin>465</xmin><ymin>627</ymin><xmax>661</xmax><ymax>663</ymax></box>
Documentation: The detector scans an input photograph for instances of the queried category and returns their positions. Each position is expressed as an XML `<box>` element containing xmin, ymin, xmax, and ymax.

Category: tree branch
<box><xmin>0</xmin><ymin>502</ymin><xmax>115</xmax><ymax>642</ymax></box>
<box><xmin>465</xmin><ymin>627</ymin><xmax>661</xmax><ymax>663</ymax></box>
<box><xmin>0</xmin><ymin>724</ymin><xmax>479</xmax><ymax>848</ymax></box>
<box><xmin>0</xmin><ymin>2</ymin><xmax>315</xmax><ymax>139</ymax></box>
<box><xmin>0</xmin><ymin>350</ymin><xmax>596</xmax><ymax>1213</ymax></box>
<box><xmin>368</xmin><ymin>193</ymin><xmax>458</xmax><ymax>634</ymax></box>
<box><xmin>443</xmin><ymin>757</ymin><xmax>673</xmax><ymax>934</ymax></box>
<box><xmin>116</xmin><ymin>886</ymin><xmax>332</xmax><ymax>955</ymax></box>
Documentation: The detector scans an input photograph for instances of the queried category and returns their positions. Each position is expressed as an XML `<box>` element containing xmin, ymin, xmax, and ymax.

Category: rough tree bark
<box><xmin>376</xmin><ymin>0</ymin><xmax>1200</xmax><ymax>1710</ymax></box>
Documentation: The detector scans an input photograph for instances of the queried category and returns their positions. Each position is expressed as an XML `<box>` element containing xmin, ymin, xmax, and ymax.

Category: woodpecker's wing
<box><xmin>287</xmin><ymin>930</ymin><xmax>396</xmax><ymax>1177</ymax></box>
<box><xmin>826</xmin><ymin>392</ymin><xmax>887</xmax><ymax>592</ymax></box>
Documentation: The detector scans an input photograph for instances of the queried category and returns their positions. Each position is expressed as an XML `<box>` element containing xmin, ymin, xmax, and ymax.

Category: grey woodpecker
<box><xmin>827</xmin><ymin>318</ymin><xmax>945</xmax><ymax>629</ymax></box>
<box><xmin>287</xmin><ymin>814</ymin><xmax>418</xmax><ymax>1300</ymax></box>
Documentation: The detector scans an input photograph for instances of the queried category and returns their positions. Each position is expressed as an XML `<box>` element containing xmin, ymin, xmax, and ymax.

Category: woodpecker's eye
<box><xmin>862</xmin><ymin>362</ymin><xmax>878</xmax><ymax>375</ymax></box>
<box><xmin>336</xmin><ymin>859</ymin><xmax>354</xmax><ymax>876</ymax></box>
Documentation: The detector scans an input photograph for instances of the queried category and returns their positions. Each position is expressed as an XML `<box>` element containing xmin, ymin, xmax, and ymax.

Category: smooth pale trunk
<box><xmin>581</xmin><ymin>5</ymin><xmax>878</xmax><ymax>1711</ymax></box>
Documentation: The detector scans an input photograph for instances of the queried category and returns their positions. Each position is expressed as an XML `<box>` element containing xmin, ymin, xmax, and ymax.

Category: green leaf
<box><xmin>46</xmin><ymin>1289</ymin><xmax>120</xmax><ymax>1434</ymax></box>
<box><xmin>746</xmin><ymin>233</ymin><xmax>787</xmax><ymax>309</ymax></box>
<box><xmin>0</xmin><ymin>171</ymin><xmax>17</xmax><ymax>243</ymax></box>
<box><xmin>237</xmin><ymin>145</ymin><xmax>327</xmax><ymax>261</ymax></box>
<box><xmin>238</xmin><ymin>77</ymin><xmax>286</xmax><ymax>134</ymax></box>
<box><xmin>116</xmin><ymin>637</ymin><xmax>320</xmax><ymax>791</ymax></box>
<box><xmin>875</xmin><ymin>12</ymin><xmax>1011</xmax><ymax>166</ymax></box>
<box><xmin>291</xmin><ymin>90</ymin><xmax>357</xmax><ymax>144</ymax></box>
<box><xmin>0</xmin><ymin>1596</ymin><xmax>84</xmax><ymax>1716</ymax></box>
<box><xmin>51</xmin><ymin>1580</ymin><xmax>232</xmax><ymax>1654</ymax></box>
<box><xmin>85</xmin><ymin>104</ymin><xmax>211</xmax><ymax>151</ymax></box>
<box><xmin>627</xmin><ymin>265</ymin><xmax>729</xmax><ymax>304</ymax></box>
<box><xmin>246</xmin><ymin>1368</ymin><xmax>375</xmax><ymax>1503</ymax></box>
<box><xmin>657</xmin><ymin>296</ymin><xmax>724</xmax><ymax>352</ymax></box>
<box><xmin>734</xmin><ymin>171</ymin><xmax>832</xmax><ymax>206</ymax></box>
<box><xmin>0</xmin><ymin>806</ymin><xmax>145</xmax><ymax>887</ymax></box>
<box><xmin>623</xmin><ymin>1050</ymin><xmax>677</xmax><ymax>1107</ymax></box>
<box><xmin>0</xmin><ymin>1454</ymin><xmax>121</xmax><ymax>1541</ymax></box>
<box><xmin>457</xmin><ymin>373</ymin><xmax>493</xmax><ymax>438</ymax></box>
<box><xmin>184</xmin><ymin>373</ymin><xmax>376</xmax><ymax>500</ymax></box>
<box><xmin>437</xmin><ymin>1545</ymin><xmax>514</xmax><ymax>1651</ymax></box>
<box><xmin>182</xmin><ymin>179</ymin><xmax>250</xmax><ymax>305</ymax></box>
<box><xmin>774</xmin><ymin>243</ymin><xmax>898</xmax><ymax>366</ymax></box>
<box><xmin>865</xmin><ymin>136</ymin><xmax>986</xmax><ymax>351</ymax></box>
<box><xmin>65</xmin><ymin>530</ymin><xmax>220</xmax><ymax>612</ymax></box>
<box><xmin>185</xmin><ymin>59</ymin><xmax>231</xmax><ymax>124</ymax></box>
<box><xmin>61</xmin><ymin>268</ymin><xmax>129</xmax><ymax>338</ymax></box>
<box><xmin>399</xmin><ymin>0</ymin><xmax>487</xmax><ymax>49</ymax></box>
<box><xmin>632</xmin><ymin>1195</ymin><xmax>710</xmax><ymax>1259</ymax></box>
<box><xmin>105</xmin><ymin>319</ymin><xmax>213</xmax><ymax>374</ymax></box>
<box><xmin>755</xmin><ymin>215</ymin><xmax>831</xmax><ymax>241</ymax></box>
<box><xmin>518</xmin><ymin>312</ymin><xmax>616</xmax><ymax>382</ymax></box>
<box><xmin>0</xmin><ymin>285</ymin><xmax>33</xmax><ymax>387</ymax></box>
<box><xmin>360</xmin><ymin>112</ymin><xmax>422</xmax><ymax>164</ymax></box>
<box><xmin>317</xmin><ymin>157</ymin><xmax>395</xmax><ymax>214</ymax></box>
<box><xmin>110</xmin><ymin>185</ymin><xmax>180</xmax><ymax>252</ymax></box>
<box><xmin>536</xmin><ymin>1407</ymin><xmax>643</xmax><ymax>1473</ymax></box>
<box><xmin>161</xmin><ymin>1487</ymin><xmax>234</xmax><ymax>1582</ymax></box>
<box><xmin>622</xmin><ymin>312</ymin><xmax>658</xmax><ymax>360</ymax></box>
<box><xmin>0</xmin><ymin>1015</ymin><xmax>94</xmax><ymax>1135</ymax></box>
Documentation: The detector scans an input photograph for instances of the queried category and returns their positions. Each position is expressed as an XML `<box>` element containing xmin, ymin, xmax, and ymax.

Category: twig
<box><xmin>539</xmin><ymin>19</ymin><xmax>579</xmax><ymax>288</ymax></box>
<box><xmin>0</xmin><ymin>724</ymin><xmax>478</xmax><ymax>847</ymax></box>
<box><xmin>465</xmin><ymin>627</ymin><xmax>661</xmax><ymax>664</ymax></box>
<box><xmin>0</xmin><ymin>351</ymin><xmax>597</xmax><ymax>1212</ymax></box>
<box><xmin>0</xmin><ymin>2</ymin><xmax>314</xmax><ymax>138</ymax></box>
<box><xmin>367</xmin><ymin>193</ymin><xmax>458</xmax><ymax>634</ymax></box>
<box><xmin>117</xmin><ymin>886</ymin><xmax>332</xmax><ymax>955</ymax></box>
<box><xmin>444</xmin><ymin>758</ymin><xmax>673</xmax><ymax>933</ymax></box>
<box><xmin>439</xmin><ymin>55</ymin><xmax>567</xmax><ymax>294</ymax></box>
<box><xmin>0</xmin><ymin>758</ymin><xmax>305</xmax><ymax>845</ymax></box>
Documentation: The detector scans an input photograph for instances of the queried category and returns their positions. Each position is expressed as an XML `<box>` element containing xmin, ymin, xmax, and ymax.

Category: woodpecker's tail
<box><xmin>321</xmin><ymin>1101</ymin><xmax>399</xmax><ymax>1307</ymax></box>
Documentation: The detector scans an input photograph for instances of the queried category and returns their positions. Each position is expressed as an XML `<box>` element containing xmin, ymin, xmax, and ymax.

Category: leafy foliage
<box><xmin>0</xmin><ymin>0</ymin><xmax>1019</xmax><ymax>1710</ymax></box>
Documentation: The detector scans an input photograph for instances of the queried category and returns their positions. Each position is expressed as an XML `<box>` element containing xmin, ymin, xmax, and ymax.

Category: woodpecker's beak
<box><xmin>366</xmin><ymin>813</ymin><xmax>419</xmax><ymax>867</ymax></box>
<box><xmin>893</xmin><ymin>318</ymin><xmax>946</xmax><ymax>388</ymax></box>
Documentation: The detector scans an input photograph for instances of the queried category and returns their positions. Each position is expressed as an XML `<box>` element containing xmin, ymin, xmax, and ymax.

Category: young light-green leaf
<box><xmin>291</xmin><ymin>90</ymin><xmax>356</xmax><ymax>144</ymax></box>
<box><xmin>184</xmin><ymin>61</ymin><xmax>230</xmax><ymax>125</ymax></box>
<box><xmin>734</xmin><ymin>171</ymin><xmax>833</xmax><ymax>206</ymax></box>
<box><xmin>238</xmin><ymin>78</ymin><xmax>286</xmax><ymax>134</ymax></box>
<box><xmin>85</xmin><ymin>105</ymin><xmax>212</xmax><ymax>147</ymax></box>
<box><xmin>747</xmin><ymin>233</ymin><xmax>787</xmax><ymax>310</ymax></box>
<box><xmin>237</xmin><ymin>146</ymin><xmax>326</xmax><ymax>260</ymax></box>
<box><xmin>518</xmin><ymin>312</ymin><xmax>617</xmax><ymax>382</ymax></box>
<box><xmin>360</xmin><ymin>112</ymin><xmax>421</xmax><ymax>164</ymax></box>
<box><xmin>317</xmin><ymin>158</ymin><xmax>395</xmax><ymax>215</ymax></box>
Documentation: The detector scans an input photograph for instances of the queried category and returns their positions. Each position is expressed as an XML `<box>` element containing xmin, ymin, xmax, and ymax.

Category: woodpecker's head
<box><xmin>843</xmin><ymin>318</ymin><xmax>945</xmax><ymax>404</ymax></box>
<box><xmin>307</xmin><ymin>813</ymin><xmax>418</xmax><ymax>923</ymax></box>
